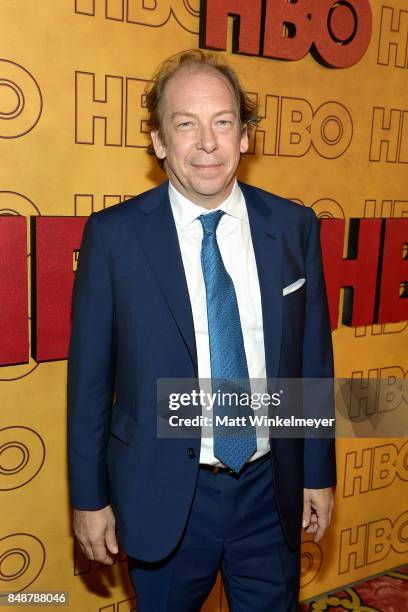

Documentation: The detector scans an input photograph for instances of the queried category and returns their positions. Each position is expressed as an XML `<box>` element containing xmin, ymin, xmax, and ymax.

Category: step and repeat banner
<box><xmin>1</xmin><ymin>1</ymin><xmax>407</xmax><ymax>610</ymax></box>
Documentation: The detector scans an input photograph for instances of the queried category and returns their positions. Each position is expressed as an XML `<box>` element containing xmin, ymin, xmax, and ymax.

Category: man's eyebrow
<box><xmin>213</xmin><ymin>109</ymin><xmax>237</xmax><ymax>118</ymax></box>
<box><xmin>171</xmin><ymin>111</ymin><xmax>197</xmax><ymax>120</ymax></box>
<box><xmin>170</xmin><ymin>109</ymin><xmax>237</xmax><ymax>120</ymax></box>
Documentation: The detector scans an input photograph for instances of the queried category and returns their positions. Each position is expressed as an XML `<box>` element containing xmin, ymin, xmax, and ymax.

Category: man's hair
<box><xmin>145</xmin><ymin>49</ymin><xmax>260</xmax><ymax>167</ymax></box>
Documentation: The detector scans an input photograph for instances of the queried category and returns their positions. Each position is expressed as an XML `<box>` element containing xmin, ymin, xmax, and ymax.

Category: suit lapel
<box><xmin>132</xmin><ymin>182</ymin><xmax>198</xmax><ymax>376</ymax></box>
<box><xmin>240</xmin><ymin>183</ymin><xmax>283</xmax><ymax>380</ymax></box>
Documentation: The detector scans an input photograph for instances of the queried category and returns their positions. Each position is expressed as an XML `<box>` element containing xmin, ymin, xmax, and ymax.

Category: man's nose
<box><xmin>197</xmin><ymin>123</ymin><xmax>217</xmax><ymax>153</ymax></box>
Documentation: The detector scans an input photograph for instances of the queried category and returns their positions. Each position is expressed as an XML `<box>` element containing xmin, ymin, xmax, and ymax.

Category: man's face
<box><xmin>151</xmin><ymin>68</ymin><xmax>249</xmax><ymax>209</ymax></box>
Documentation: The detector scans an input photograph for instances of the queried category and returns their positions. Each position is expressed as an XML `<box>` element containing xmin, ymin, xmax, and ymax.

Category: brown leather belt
<box><xmin>199</xmin><ymin>451</ymin><xmax>270</xmax><ymax>475</ymax></box>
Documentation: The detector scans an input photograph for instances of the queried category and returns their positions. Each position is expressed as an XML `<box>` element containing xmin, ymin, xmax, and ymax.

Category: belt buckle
<box><xmin>212</xmin><ymin>465</ymin><xmax>235</xmax><ymax>475</ymax></box>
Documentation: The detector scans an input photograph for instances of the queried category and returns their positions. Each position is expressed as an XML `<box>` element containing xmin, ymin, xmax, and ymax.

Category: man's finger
<box><xmin>91</xmin><ymin>539</ymin><xmax>114</xmax><ymax>565</ymax></box>
<box><xmin>105</xmin><ymin>525</ymin><xmax>119</xmax><ymax>555</ymax></box>
<box><xmin>76</xmin><ymin>534</ymin><xmax>94</xmax><ymax>561</ymax></box>
<box><xmin>314</xmin><ymin>515</ymin><xmax>330</xmax><ymax>543</ymax></box>
<box><xmin>306</xmin><ymin>514</ymin><xmax>318</xmax><ymax>531</ymax></box>
<box><xmin>81</xmin><ymin>541</ymin><xmax>95</xmax><ymax>561</ymax></box>
<box><xmin>302</xmin><ymin>497</ymin><xmax>312</xmax><ymax>528</ymax></box>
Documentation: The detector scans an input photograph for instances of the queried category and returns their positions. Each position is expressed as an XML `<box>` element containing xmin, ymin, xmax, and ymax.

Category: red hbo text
<box><xmin>201</xmin><ymin>0</ymin><xmax>372</xmax><ymax>68</ymax></box>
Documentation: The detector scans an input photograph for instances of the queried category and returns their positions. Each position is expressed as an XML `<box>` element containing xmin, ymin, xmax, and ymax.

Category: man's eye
<box><xmin>216</xmin><ymin>120</ymin><xmax>232</xmax><ymax>127</ymax></box>
<box><xmin>178</xmin><ymin>121</ymin><xmax>193</xmax><ymax>128</ymax></box>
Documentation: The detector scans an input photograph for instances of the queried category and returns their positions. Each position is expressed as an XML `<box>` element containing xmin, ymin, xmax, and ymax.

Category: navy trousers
<box><xmin>127</xmin><ymin>453</ymin><xmax>300</xmax><ymax>611</ymax></box>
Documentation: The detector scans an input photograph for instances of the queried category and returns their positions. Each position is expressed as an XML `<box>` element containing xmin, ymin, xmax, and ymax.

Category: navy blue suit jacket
<box><xmin>67</xmin><ymin>181</ymin><xmax>336</xmax><ymax>562</ymax></box>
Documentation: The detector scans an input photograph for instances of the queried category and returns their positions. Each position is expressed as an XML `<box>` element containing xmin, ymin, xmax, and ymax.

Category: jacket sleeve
<box><xmin>67</xmin><ymin>212</ymin><xmax>115</xmax><ymax>509</ymax></box>
<box><xmin>302</xmin><ymin>207</ymin><xmax>336</xmax><ymax>489</ymax></box>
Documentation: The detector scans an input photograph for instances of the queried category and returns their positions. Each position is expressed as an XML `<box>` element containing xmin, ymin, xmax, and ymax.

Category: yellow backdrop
<box><xmin>1</xmin><ymin>1</ymin><xmax>407</xmax><ymax>610</ymax></box>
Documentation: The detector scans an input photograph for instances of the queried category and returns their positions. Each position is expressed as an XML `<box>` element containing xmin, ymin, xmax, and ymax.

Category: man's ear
<box><xmin>151</xmin><ymin>130</ymin><xmax>166</xmax><ymax>160</ymax></box>
<box><xmin>240</xmin><ymin>125</ymin><xmax>249</xmax><ymax>154</ymax></box>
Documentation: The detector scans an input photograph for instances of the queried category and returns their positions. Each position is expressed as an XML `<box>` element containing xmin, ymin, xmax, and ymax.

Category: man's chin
<box><xmin>168</xmin><ymin>172</ymin><xmax>235</xmax><ymax>205</ymax></box>
<box><xmin>190</xmin><ymin>177</ymin><xmax>233</xmax><ymax>198</ymax></box>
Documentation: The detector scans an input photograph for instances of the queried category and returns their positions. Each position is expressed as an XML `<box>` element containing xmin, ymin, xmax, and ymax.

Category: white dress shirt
<box><xmin>169</xmin><ymin>180</ymin><xmax>271</xmax><ymax>465</ymax></box>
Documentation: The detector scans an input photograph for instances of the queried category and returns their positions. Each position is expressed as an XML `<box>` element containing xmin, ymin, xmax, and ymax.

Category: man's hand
<box><xmin>73</xmin><ymin>505</ymin><xmax>118</xmax><ymax>564</ymax></box>
<box><xmin>302</xmin><ymin>487</ymin><xmax>334</xmax><ymax>543</ymax></box>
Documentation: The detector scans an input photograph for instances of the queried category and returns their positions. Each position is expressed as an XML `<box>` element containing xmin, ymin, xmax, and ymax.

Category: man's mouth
<box><xmin>191</xmin><ymin>163</ymin><xmax>222</xmax><ymax>170</ymax></box>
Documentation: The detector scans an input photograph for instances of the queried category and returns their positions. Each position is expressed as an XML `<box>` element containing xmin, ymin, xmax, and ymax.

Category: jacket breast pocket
<box><xmin>109</xmin><ymin>402</ymin><xmax>138</xmax><ymax>446</ymax></box>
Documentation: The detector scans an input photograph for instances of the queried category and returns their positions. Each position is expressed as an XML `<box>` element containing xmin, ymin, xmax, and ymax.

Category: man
<box><xmin>68</xmin><ymin>50</ymin><xmax>335</xmax><ymax>611</ymax></box>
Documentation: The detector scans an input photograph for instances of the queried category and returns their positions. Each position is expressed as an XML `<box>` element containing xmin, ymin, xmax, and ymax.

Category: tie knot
<box><xmin>198</xmin><ymin>210</ymin><xmax>225</xmax><ymax>236</ymax></box>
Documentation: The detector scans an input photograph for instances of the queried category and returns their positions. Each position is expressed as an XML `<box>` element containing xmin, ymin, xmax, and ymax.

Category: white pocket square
<box><xmin>282</xmin><ymin>278</ymin><xmax>306</xmax><ymax>296</ymax></box>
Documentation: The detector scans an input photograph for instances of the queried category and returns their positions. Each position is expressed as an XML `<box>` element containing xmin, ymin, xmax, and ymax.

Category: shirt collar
<box><xmin>168</xmin><ymin>180</ymin><xmax>246</xmax><ymax>231</ymax></box>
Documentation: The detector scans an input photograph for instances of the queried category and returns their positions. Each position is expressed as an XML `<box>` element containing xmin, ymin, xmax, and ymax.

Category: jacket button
<box><xmin>187</xmin><ymin>447</ymin><xmax>195</xmax><ymax>459</ymax></box>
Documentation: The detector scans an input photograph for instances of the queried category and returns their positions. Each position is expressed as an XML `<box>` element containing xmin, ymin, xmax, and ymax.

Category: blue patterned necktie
<box><xmin>199</xmin><ymin>210</ymin><xmax>257</xmax><ymax>472</ymax></box>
